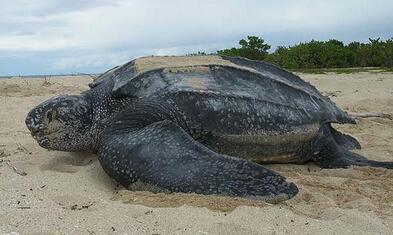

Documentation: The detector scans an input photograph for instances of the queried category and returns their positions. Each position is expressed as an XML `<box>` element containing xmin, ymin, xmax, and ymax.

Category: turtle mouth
<box><xmin>30</xmin><ymin>128</ymin><xmax>63</xmax><ymax>149</ymax></box>
<box><xmin>29</xmin><ymin>127</ymin><xmax>59</xmax><ymax>137</ymax></box>
<box><xmin>35</xmin><ymin>136</ymin><xmax>50</xmax><ymax>148</ymax></box>
<box><xmin>29</xmin><ymin>130</ymin><xmax>48</xmax><ymax>147</ymax></box>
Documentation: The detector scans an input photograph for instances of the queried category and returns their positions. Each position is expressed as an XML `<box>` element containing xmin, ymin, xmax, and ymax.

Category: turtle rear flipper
<box><xmin>98</xmin><ymin>120</ymin><xmax>298</xmax><ymax>203</ymax></box>
<box><xmin>328</xmin><ymin>124</ymin><xmax>361</xmax><ymax>150</ymax></box>
<box><xmin>313</xmin><ymin>125</ymin><xmax>393</xmax><ymax>169</ymax></box>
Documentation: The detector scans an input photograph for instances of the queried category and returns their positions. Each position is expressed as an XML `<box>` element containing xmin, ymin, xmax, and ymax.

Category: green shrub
<box><xmin>209</xmin><ymin>36</ymin><xmax>393</xmax><ymax>69</ymax></box>
<box><xmin>217</xmin><ymin>36</ymin><xmax>271</xmax><ymax>60</ymax></box>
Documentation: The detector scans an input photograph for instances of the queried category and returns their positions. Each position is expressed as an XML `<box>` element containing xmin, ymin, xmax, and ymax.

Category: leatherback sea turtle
<box><xmin>25</xmin><ymin>56</ymin><xmax>393</xmax><ymax>202</ymax></box>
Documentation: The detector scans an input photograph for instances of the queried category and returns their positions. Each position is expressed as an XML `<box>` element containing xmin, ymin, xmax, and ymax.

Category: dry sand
<box><xmin>0</xmin><ymin>72</ymin><xmax>392</xmax><ymax>234</ymax></box>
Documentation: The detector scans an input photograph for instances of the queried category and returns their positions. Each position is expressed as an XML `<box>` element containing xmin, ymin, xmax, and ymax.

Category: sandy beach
<box><xmin>1</xmin><ymin>72</ymin><xmax>392</xmax><ymax>234</ymax></box>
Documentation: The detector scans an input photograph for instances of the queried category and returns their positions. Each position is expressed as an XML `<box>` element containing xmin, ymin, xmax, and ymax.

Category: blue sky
<box><xmin>0</xmin><ymin>0</ymin><xmax>392</xmax><ymax>75</ymax></box>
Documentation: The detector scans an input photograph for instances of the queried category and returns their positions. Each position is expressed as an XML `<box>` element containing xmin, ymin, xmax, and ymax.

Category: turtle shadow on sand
<box><xmin>39</xmin><ymin>152</ymin><xmax>96</xmax><ymax>173</ymax></box>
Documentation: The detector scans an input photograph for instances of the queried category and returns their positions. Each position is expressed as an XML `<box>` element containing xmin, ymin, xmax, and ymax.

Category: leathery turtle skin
<box><xmin>25</xmin><ymin>56</ymin><xmax>393</xmax><ymax>203</ymax></box>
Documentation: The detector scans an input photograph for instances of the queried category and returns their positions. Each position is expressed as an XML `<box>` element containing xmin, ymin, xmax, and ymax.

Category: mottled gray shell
<box><xmin>89</xmin><ymin>55</ymin><xmax>242</xmax><ymax>90</ymax></box>
<box><xmin>89</xmin><ymin>55</ymin><xmax>354</xmax><ymax>126</ymax></box>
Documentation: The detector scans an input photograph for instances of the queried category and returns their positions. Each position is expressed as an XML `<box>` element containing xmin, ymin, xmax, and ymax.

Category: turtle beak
<box><xmin>25</xmin><ymin>108</ymin><xmax>43</xmax><ymax>137</ymax></box>
<box><xmin>26</xmin><ymin>114</ymin><xmax>36</xmax><ymax>134</ymax></box>
<box><xmin>25</xmin><ymin>112</ymin><xmax>51</xmax><ymax>148</ymax></box>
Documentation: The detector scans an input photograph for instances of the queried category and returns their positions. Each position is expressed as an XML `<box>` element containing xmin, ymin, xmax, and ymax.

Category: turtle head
<box><xmin>25</xmin><ymin>95</ymin><xmax>94</xmax><ymax>152</ymax></box>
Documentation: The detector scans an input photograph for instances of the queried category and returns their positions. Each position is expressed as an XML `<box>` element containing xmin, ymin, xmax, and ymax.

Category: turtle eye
<box><xmin>46</xmin><ymin>110</ymin><xmax>56</xmax><ymax>123</ymax></box>
<box><xmin>76</xmin><ymin>106</ymin><xmax>86</xmax><ymax>114</ymax></box>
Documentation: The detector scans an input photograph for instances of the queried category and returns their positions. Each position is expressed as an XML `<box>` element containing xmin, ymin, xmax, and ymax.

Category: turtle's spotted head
<box><xmin>26</xmin><ymin>95</ymin><xmax>93</xmax><ymax>152</ymax></box>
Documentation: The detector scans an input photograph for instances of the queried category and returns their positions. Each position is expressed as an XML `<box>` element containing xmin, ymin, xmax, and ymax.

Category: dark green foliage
<box><xmin>265</xmin><ymin>37</ymin><xmax>393</xmax><ymax>69</ymax></box>
<box><xmin>197</xmin><ymin>36</ymin><xmax>393</xmax><ymax>70</ymax></box>
<box><xmin>217</xmin><ymin>36</ymin><xmax>271</xmax><ymax>60</ymax></box>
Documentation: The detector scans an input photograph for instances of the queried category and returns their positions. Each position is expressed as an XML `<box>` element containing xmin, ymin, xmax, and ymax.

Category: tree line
<box><xmin>192</xmin><ymin>36</ymin><xmax>393</xmax><ymax>69</ymax></box>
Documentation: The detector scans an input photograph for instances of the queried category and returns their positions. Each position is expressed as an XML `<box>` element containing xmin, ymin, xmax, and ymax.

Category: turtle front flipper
<box><xmin>98</xmin><ymin>120</ymin><xmax>298</xmax><ymax>203</ymax></box>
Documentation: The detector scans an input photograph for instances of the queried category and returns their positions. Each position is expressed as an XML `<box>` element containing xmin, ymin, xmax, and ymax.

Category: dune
<box><xmin>0</xmin><ymin>72</ymin><xmax>392</xmax><ymax>234</ymax></box>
